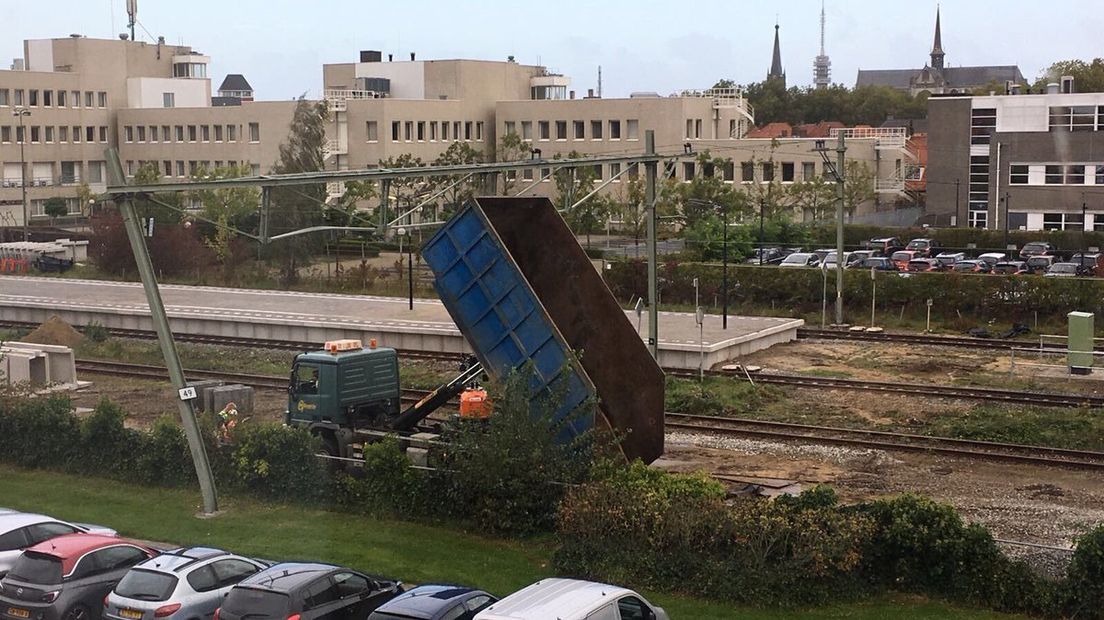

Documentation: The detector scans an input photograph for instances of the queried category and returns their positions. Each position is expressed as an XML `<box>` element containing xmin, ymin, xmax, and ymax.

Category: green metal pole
<box><xmin>105</xmin><ymin>149</ymin><xmax>219</xmax><ymax>515</ymax></box>
<box><xmin>835</xmin><ymin>131</ymin><xmax>846</xmax><ymax>326</ymax></box>
<box><xmin>645</xmin><ymin>130</ymin><xmax>659</xmax><ymax>359</ymax></box>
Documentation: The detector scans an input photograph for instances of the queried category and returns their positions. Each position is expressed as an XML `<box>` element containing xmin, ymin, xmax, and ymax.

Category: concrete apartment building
<box><xmin>927</xmin><ymin>83</ymin><xmax>1104</xmax><ymax>231</ymax></box>
<box><xmin>0</xmin><ymin>35</ymin><xmax>213</xmax><ymax>223</ymax></box>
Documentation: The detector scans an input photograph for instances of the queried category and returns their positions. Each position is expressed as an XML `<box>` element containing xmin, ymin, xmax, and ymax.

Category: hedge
<box><xmin>608</xmin><ymin>259</ymin><xmax>1104</xmax><ymax>326</ymax></box>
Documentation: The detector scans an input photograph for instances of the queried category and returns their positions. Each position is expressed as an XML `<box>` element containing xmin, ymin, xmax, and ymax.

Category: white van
<box><xmin>474</xmin><ymin>578</ymin><xmax>669</xmax><ymax>620</ymax></box>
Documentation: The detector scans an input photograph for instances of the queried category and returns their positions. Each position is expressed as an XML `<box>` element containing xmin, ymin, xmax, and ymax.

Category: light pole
<box><xmin>821</xmin><ymin>263</ymin><xmax>828</xmax><ymax>328</ymax></box>
<box><xmin>13</xmin><ymin>108</ymin><xmax>31</xmax><ymax>241</ymax></box>
<box><xmin>954</xmin><ymin>178</ymin><xmax>961</xmax><ymax>227</ymax></box>
<box><xmin>688</xmin><ymin>198</ymin><xmax>729</xmax><ymax>330</ymax></box>
<box><xmin>398</xmin><ymin>227</ymin><xmax>413</xmax><ymax>310</ymax></box>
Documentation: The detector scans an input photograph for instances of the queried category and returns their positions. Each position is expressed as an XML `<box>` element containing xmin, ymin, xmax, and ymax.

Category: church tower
<box><xmin>768</xmin><ymin>23</ymin><xmax>786</xmax><ymax>87</ymax></box>
<box><xmin>930</xmin><ymin>6</ymin><xmax>945</xmax><ymax>71</ymax></box>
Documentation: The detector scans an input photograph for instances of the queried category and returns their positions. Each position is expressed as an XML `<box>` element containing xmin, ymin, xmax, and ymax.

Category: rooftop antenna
<box><xmin>597</xmin><ymin>65</ymin><xmax>602</xmax><ymax>98</ymax></box>
<box><xmin>126</xmin><ymin>0</ymin><xmax>137</xmax><ymax>42</ymax></box>
<box><xmin>814</xmin><ymin>0</ymin><xmax>832</xmax><ymax>89</ymax></box>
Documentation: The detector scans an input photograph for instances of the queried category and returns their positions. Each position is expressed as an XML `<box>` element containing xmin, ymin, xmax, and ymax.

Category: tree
<box><xmin>553</xmin><ymin>154</ymin><xmax>604</xmax><ymax>247</ymax></box>
<box><xmin>1034</xmin><ymin>58</ymin><xmax>1104</xmax><ymax>93</ymax></box>
<box><xmin>42</xmin><ymin>197</ymin><xmax>68</xmax><ymax>222</ymax></box>
<box><xmin>496</xmin><ymin>132</ymin><xmax>531</xmax><ymax>195</ymax></box>
<box><xmin>433</xmin><ymin>141</ymin><xmax>482</xmax><ymax>217</ymax></box>
<box><xmin>326</xmin><ymin>180</ymin><xmax>378</xmax><ymax>227</ymax></box>
<box><xmin>188</xmin><ymin>163</ymin><xmax>260</xmax><ymax>231</ymax></box>
<box><xmin>842</xmin><ymin>160</ymin><xmax>875</xmax><ymax>220</ymax></box>
<box><xmin>378</xmin><ymin>153</ymin><xmax>433</xmax><ymax>227</ymax></box>
<box><xmin>267</xmin><ymin>97</ymin><xmax>329</xmax><ymax>285</ymax></box>
<box><xmin>786</xmin><ymin>176</ymin><xmax>836</xmax><ymax>222</ymax></box>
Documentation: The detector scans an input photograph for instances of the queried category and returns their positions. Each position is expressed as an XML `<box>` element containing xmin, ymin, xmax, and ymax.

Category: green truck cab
<box><xmin>286</xmin><ymin>344</ymin><xmax>402</xmax><ymax>443</ymax></box>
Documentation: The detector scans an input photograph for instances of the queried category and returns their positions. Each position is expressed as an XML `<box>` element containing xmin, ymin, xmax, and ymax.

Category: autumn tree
<box><xmin>433</xmin><ymin>141</ymin><xmax>482</xmax><ymax>218</ymax></box>
<box><xmin>1034</xmin><ymin>58</ymin><xmax>1104</xmax><ymax>93</ymax></box>
<box><xmin>496</xmin><ymin>132</ymin><xmax>531</xmax><ymax>195</ymax></box>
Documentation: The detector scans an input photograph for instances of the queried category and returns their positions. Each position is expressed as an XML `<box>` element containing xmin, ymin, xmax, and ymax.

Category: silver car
<box><xmin>105</xmin><ymin>548</ymin><xmax>267</xmax><ymax>620</ymax></box>
<box><xmin>0</xmin><ymin>512</ymin><xmax>116</xmax><ymax>578</ymax></box>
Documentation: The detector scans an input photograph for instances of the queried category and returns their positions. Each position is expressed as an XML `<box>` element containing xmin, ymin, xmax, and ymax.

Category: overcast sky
<box><xmin>3</xmin><ymin>1</ymin><xmax>1101</xmax><ymax>99</ymax></box>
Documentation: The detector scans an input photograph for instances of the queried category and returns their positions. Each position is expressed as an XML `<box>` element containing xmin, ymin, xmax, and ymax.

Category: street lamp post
<box><xmin>688</xmin><ymin>198</ymin><xmax>729</xmax><ymax>329</ymax></box>
<box><xmin>13</xmin><ymin>108</ymin><xmax>31</xmax><ymax>241</ymax></box>
<box><xmin>398</xmin><ymin>227</ymin><xmax>413</xmax><ymax>310</ymax></box>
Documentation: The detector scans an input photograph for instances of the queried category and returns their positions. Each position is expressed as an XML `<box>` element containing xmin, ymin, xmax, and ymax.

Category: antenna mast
<box><xmin>597</xmin><ymin>65</ymin><xmax>602</xmax><ymax>98</ymax></box>
<box><xmin>126</xmin><ymin>0</ymin><xmax>137</xmax><ymax>41</ymax></box>
<box><xmin>814</xmin><ymin>0</ymin><xmax>832</xmax><ymax>89</ymax></box>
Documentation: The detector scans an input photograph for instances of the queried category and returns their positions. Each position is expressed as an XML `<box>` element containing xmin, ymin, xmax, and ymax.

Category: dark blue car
<box><xmin>368</xmin><ymin>585</ymin><xmax>496</xmax><ymax>620</ymax></box>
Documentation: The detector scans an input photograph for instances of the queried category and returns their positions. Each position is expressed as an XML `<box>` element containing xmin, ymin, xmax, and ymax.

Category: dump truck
<box><xmin>286</xmin><ymin>196</ymin><xmax>665</xmax><ymax>464</ymax></box>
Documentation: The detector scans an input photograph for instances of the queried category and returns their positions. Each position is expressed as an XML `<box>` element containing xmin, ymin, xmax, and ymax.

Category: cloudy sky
<box><xmin>3</xmin><ymin>0</ymin><xmax>1100</xmax><ymax>99</ymax></box>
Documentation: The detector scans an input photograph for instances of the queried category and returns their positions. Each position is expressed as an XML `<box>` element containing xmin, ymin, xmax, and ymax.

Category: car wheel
<box><xmin>63</xmin><ymin>604</ymin><xmax>91</xmax><ymax>620</ymax></box>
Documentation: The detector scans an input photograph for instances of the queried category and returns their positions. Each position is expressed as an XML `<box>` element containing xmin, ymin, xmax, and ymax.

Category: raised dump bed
<box><xmin>421</xmin><ymin>196</ymin><xmax>664</xmax><ymax>463</ymax></box>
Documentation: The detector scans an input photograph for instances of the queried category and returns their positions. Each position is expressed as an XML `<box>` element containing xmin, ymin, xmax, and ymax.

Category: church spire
<box><xmin>930</xmin><ymin>6</ymin><xmax>945</xmax><ymax>71</ymax></box>
<box><xmin>768</xmin><ymin>22</ymin><xmax>785</xmax><ymax>86</ymax></box>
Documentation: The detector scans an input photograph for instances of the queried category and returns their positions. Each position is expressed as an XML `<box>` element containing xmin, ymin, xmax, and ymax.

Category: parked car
<box><xmin>934</xmin><ymin>251</ymin><xmax>966</xmax><ymax>267</ymax></box>
<box><xmin>746</xmin><ymin>247</ymin><xmax>785</xmax><ymax>265</ymax></box>
<box><xmin>0</xmin><ymin>513</ymin><xmax>117</xmax><ymax>578</ymax></box>
<box><xmin>1044</xmin><ymin>262</ymin><xmax>1081</xmax><ymax>278</ymax></box>
<box><xmin>907</xmin><ymin>258</ymin><xmax>943</xmax><ymax>272</ymax></box>
<box><xmin>868</xmin><ymin>237</ymin><xmax>903</xmax><ymax>255</ymax></box>
<box><xmin>368</xmin><ymin>585</ymin><xmax>496</xmax><ymax>620</ymax></box>
<box><xmin>890</xmin><ymin>250</ymin><xmax>919</xmax><ymax>271</ymax></box>
<box><xmin>216</xmin><ymin>563</ymin><xmax>401</xmax><ymax>620</ymax></box>
<box><xmin>992</xmin><ymin>261</ymin><xmax>1029</xmax><ymax>275</ymax></box>
<box><xmin>811</xmin><ymin>248</ymin><xmax>837</xmax><ymax>263</ymax></box>
<box><xmin>977</xmin><ymin>252</ymin><xmax>1007</xmax><ymax>267</ymax></box>
<box><xmin>846</xmin><ymin>250</ymin><xmax>876</xmax><ymax>267</ymax></box>
<box><xmin>0</xmin><ymin>534</ymin><xmax>158</xmax><ymax>620</ymax></box>
<box><xmin>906</xmin><ymin>238</ymin><xmax>940</xmax><ymax>257</ymax></box>
<box><xmin>952</xmin><ymin>260</ymin><xmax>991</xmax><ymax>274</ymax></box>
<box><xmin>474</xmin><ymin>579</ymin><xmax>668</xmax><ymax>620</ymax></box>
<box><xmin>1018</xmin><ymin>241</ymin><xmax>1055</xmax><ymax>260</ymax></box>
<box><xmin>819</xmin><ymin>250</ymin><xmax>854</xmax><ymax>269</ymax></box>
<box><xmin>858</xmin><ymin>257</ymin><xmax>898</xmax><ymax>271</ymax></box>
<box><xmin>105</xmin><ymin>548</ymin><xmax>269</xmax><ymax>620</ymax></box>
<box><xmin>1026</xmin><ymin>255</ymin><xmax>1057</xmax><ymax>274</ymax></box>
<box><xmin>779</xmin><ymin>252</ymin><xmax>820</xmax><ymax>268</ymax></box>
<box><xmin>1069</xmin><ymin>253</ymin><xmax>1104</xmax><ymax>276</ymax></box>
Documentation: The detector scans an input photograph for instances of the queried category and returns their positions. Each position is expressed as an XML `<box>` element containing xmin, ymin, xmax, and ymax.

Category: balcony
<box><xmin>1</xmin><ymin>177</ymin><xmax>54</xmax><ymax>188</ymax></box>
<box><xmin>324</xmin><ymin>89</ymin><xmax>383</xmax><ymax>112</ymax></box>
<box><xmin>829</xmin><ymin>126</ymin><xmax>907</xmax><ymax>149</ymax></box>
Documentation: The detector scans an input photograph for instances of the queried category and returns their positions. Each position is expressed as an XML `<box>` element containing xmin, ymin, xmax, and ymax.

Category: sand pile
<box><xmin>22</xmin><ymin>315</ymin><xmax>86</xmax><ymax>348</ymax></box>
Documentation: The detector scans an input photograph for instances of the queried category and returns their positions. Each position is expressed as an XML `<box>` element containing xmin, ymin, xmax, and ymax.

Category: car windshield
<box><xmin>1023</xmin><ymin>243</ymin><xmax>1047</xmax><ymax>252</ymax></box>
<box><xmin>782</xmin><ymin>254</ymin><xmax>810</xmax><ymax>264</ymax></box>
<box><xmin>1027</xmin><ymin>257</ymin><xmax>1049</xmax><ymax>266</ymax></box>
<box><xmin>9</xmin><ymin>552</ymin><xmax>62</xmax><ymax>584</ymax></box>
<box><xmin>954</xmin><ymin>262</ymin><xmax>977</xmax><ymax>271</ymax></box>
<box><xmin>994</xmin><ymin>264</ymin><xmax>1020</xmax><ymax>273</ymax></box>
<box><xmin>891</xmin><ymin>252</ymin><xmax>912</xmax><ymax>261</ymax></box>
<box><xmin>1052</xmin><ymin>264</ymin><xmax>1078</xmax><ymax>274</ymax></box>
<box><xmin>222</xmin><ymin>588</ymin><xmax>290</xmax><ymax>618</ymax></box>
<box><xmin>115</xmin><ymin>569</ymin><xmax>178</xmax><ymax>601</ymax></box>
<box><xmin>907</xmin><ymin>241</ymin><xmax>928</xmax><ymax>249</ymax></box>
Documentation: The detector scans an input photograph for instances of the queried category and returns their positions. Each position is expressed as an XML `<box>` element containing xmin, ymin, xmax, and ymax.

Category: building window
<box><xmin>1097</xmin><ymin>165</ymin><xmax>1104</xmax><ymax>185</ymax></box>
<box><xmin>762</xmin><ymin>162</ymin><xmax>774</xmax><ymax>182</ymax></box>
<box><xmin>1049</xmin><ymin>106</ymin><xmax>1096</xmax><ymax>132</ymax></box>
<box><xmin>781</xmin><ymin>162</ymin><xmax>795</xmax><ymax>182</ymax></box>
<box><xmin>84</xmin><ymin>126</ymin><xmax>93</xmax><ymax>142</ymax></box>
<box><xmin>538</xmin><ymin>121</ymin><xmax>549</xmax><ymax>141</ymax></box>
<box><xmin>98</xmin><ymin>92</ymin><xmax>107</xmax><ymax>107</ymax></box>
<box><xmin>521</xmin><ymin>121</ymin><xmax>532</xmax><ymax>140</ymax></box>
<box><xmin>0</xmin><ymin>126</ymin><xmax>9</xmax><ymax>143</ymax></box>
<box><xmin>802</xmin><ymin>162</ymin><xmax>816</xmax><ymax>179</ymax></box>
<box><xmin>0</xmin><ymin>89</ymin><xmax>8</xmax><ymax>106</ymax></box>
<box><xmin>161</xmin><ymin>125</ymin><xmax>170</xmax><ymax>141</ymax></box>
<box><xmin>163</xmin><ymin>92</ymin><xmax>175</xmax><ymax>108</ymax></box>
<box><xmin>44</xmin><ymin>126</ymin><xmax>53</xmax><ymax>143</ymax></box>
<box><xmin>968</xmin><ymin>210</ymin><xmax>988</xmax><ymax>228</ymax></box>
<box><xmin>83</xmin><ymin>91</ymin><xmax>93</xmax><ymax>107</ymax></box>
<box><xmin>163</xmin><ymin>161</ymin><xmax>172</xmax><ymax>177</ymax></box>
<box><xmin>741</xmin><ymin>161</ymin><xmax>755</xmax><ymax>182</ymax></box>
<box><xmin>694</xmin><ymin>119</ymin><xmax>703</xmax><ymax>138</ymax></box>
<box><xmin>1043</xmin><ymin>212</ymin><xmax>1084</xmax><ymax>230</ymax></box>
<box><xmin>150</xmin><ymin>126</ymin><xmax>158</xmax><ymax>142</ymax></box>
<box><xmin>609</xmin><ymin>120</ymin><xmax>621</xmax><ymax>140</ymax></box>
<box><xmin>626</xmin><ymin>119</ymin><xmax>639</xmax><ymax>140</ymax></box>
<box><xmin>137</xmin><ymin>126</ymin><xmax>146</xmax><ymax>142</ymax></box>
<box><xmin>227</xmin><ymin>125</ymin><xmax>237</xmax><ymax>142</ymax></box>
<box><xmin>60</xmin><ymin>161</ymin><xmax>78</xmax><ymax>184</ymax></box>
<box><xmin>188</xmin><ymin>125</ymin><xmax>197</xmax><ymax>142</ymax></box>
<box><xmin>176</xmin><ymin>161</ymin><xmax>185</xmax><ymax>177</ymax></box>
<box><xmin>1045</xmin><ymin>165</ymin><xmax>1063</xmax><ymax>184</ymax></box>
<box><xmin>366</xmin><ymin>121</ymin><xmax>378</xmax><ymax>142</ymax></box>
<box><xmin>70</xmin><ymin>90</ymin><xmax>79</xmax><ymax>107</ymax></box>
<box><xmin>201</xmin><ymin>125</ymin><xmax>210</xmax><ymax>142</ymax></box>
<box><xmin>429</xmin><ymin>121</ymin><xmax>437</xmax><ymax>141</ymax></box>
<box><xmin>453</xmin><ymin>121</ymin><xmax>462</xmax><ymax>140</ymax></box>
<box><xmin>416</xmin><ymin>121</ymin><xmax>425</xmax><ymax>141</ymax></box>
<box><xmin>573</xmin><ymin>120</ymin><xmax>585</xmax><ymax>140</ymax></box>
<box><xmin>174</xmin><ymin>126</ymin><xmax>183</xmax><ymax>142</ymax></box>
<box><xmin>99</xmin><ymin>126</ymin><xmax>107</xmax><ymax>142</ymax></box>
<box><xmin>125</xmin><ymin>126</ymin><xmax>134</xmax><ymax>142</ymax></box>
<box><xmin>591</xmin><ymin>120</ymin><xmax>603</xmax><ymax>140</ymax></box>
<box><xmin>58</xmin><ymin>126</ymin><xmax>67</xmax><ymax>142</ymax></box>
<box><xmin>464</xmin><ymin>121</ymin><xmax>473</xmax><ymax>141</ymax></box>
<box><xmin>391</xmin><ymin>121</ymin><xmax>400</xmax><ymax>141</ymax></box>
<box><xmin>1066</xmin><ymin>165</ymin><xmax>1086</xmax><ymax>184</ymax></box>
<box><xmin>555</xmin><ymin>120</ymin><xmax>567</xmax><ymax>140</ymax></box>
<box><xmin>476</xmin><ymin>121</ymin><xmax>484</xmax><ymax>141</ymax></box>
<box><xmin>504</xmin><ymin>121</ymin><xmax>515</xmax><ymax>135</ymax></box>
<box><xmin>29</xmin><ymin>90</ymin><xmax>38</xmax><ymax>106</ymax></box>
<box><xmin>1009</xmin><ymin>164</ymin><xmax>1028</xmax><ymax>185</ymax></box>
<box><xmin>56</xmin><ymin>90</ymin><xmax>65</xmax><ymax>107</ymax></box>
<box><xmin>970</xmin><ymin>108</ymin><xmax>996</xmax><ymax>145</ymax></box>
<box><xmin>610</xmin><ymin>162</ymin><xmax>621</xmax><ymax>182</ymax></box>
<box><xmin>592</xmin><ymin>165</ymin><xmax>603</xmax><ymax>181</ymax></box>
<box><xmin>404</xmin><ymin>121</ymin><xmax>413</xmax><ymax>141</ymax></box>
<box><xmin>722</xmin><ymin>162</ymin><xmax>735</xmax><ymax>182</ymax></box>
<box><xmin>441</xmin><ymin>121</ymin><xmax>449</xmax><ymax>141</ymax></box>
<box><xmin>71</xmin><ymin>126</ymin><xmax>80</xmax><ymax>143</ymax></box>
<box><xmin>30</xmin><ymin>126</ymin><xmax>40</xmax><ymax>143</ymax></box>
<box><xmin>683</xmin><ymin>162</ymin><xmax>695</xmax><ymax>181</ymax></box>
<box><xmin>212</xmin><ymin>125</ymin><xmax>221</xmax><ymax>142</ymax></box>
<box><xmin>87</xmin><ymin>161</ymin><xmax>104</xmax><ymax>184</ymax></box>
<box><xmin>522</xmin><ymin>168</ymin><xmax>534</xmax><ymax>181</ymax></box>
<box><xmin>42</xmin><ymin>90</ymin><xmax>52</xmax><ymax>107</ymax></box>
<box><xmin>249</xmin><ymin>123</ymin><xmax>260</xmax><ymax>142</ymax></box>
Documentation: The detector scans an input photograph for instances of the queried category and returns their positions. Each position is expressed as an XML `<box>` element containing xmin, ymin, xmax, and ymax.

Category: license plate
<box><xmin>7</xmin><ymin>608</ymin><xmax>29</xmax><ymax>619</ymax></box>
<box><xmin>119</xmin><ymin>610</ymin><xmax>143</xmax><ymax>620</ymax></box>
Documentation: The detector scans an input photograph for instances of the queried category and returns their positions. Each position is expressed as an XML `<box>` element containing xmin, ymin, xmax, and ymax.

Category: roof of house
<box><xmin>745</xmin><ymin>122</ymin><xmax>793</xmax><ymax>139</ymax></box>
<box><xmin>217</xmin><ymin>74</ymin><xmax>252</xmax><ymax>93</ymax></box>
<box><xmin>793</xmin><ymin>121</ymin><xmax>844</xmax><ymax>138</ymax></box>
<box><xmin>856</xmin><ymin>65</ymin><xmax>1025</xmax><ymax>90</ymax></box>
<box><xmin>212</xmin><ymin>96</ymin><xmax>242</xmax><ymax>107</ymax></box>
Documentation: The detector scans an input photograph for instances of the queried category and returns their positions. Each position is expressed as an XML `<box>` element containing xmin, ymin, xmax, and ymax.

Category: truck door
<box><xmin>290</xmin><ymin>362</ymin><xmax>323</xmax><ymax>421</ymax></box>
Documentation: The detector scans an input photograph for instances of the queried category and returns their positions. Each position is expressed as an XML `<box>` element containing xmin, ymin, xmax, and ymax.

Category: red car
<box><xmin>0</xmin><ymin>534</ymin><xmax>159</xmax><ymax>620</ymax></box>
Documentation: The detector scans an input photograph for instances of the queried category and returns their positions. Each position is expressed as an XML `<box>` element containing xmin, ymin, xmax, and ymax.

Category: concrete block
<box><xmin>211</xmin><ymin>385</ymin><xmax>254</xmax><ymax>415</ymax></box>
<box><xmin>2</xmin><ymin>350</ymin><xmax>48</xmax><ymax>385</ymax></box>
<box><xmin>406</xmin><ymin>447</ymin><xmax>429</xmax><ymax>467</ymax></box>
<box><xmin>186</xmin><ymin>380</ymin><xmax>223</xmax><ymax>412</ymax></box>
<box><xmin>4</xmin><ymin>342</ymin><xmax>77</xmax><ymax>386</ymax></box>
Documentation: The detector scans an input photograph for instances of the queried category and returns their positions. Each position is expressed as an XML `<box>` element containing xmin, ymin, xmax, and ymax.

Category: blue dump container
<box><xmin>423</xmin><ymin>197</ymin><xmax>665</xmax><ymax>463</ymax></box>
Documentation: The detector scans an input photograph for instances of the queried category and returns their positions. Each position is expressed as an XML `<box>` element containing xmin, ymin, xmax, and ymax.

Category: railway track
<box><xmin>797</xmin><ymin>327</ymin><xmax>1075</xmax><ymax>353</ymax></box>
<box><xmin>667</xmin><ymin>367</ymin><xmax>1104</xmax><ymax>408</ymax></box>
<box><xmin>667</xmin><ymin>412</ymin><xmax>1104</xmax><ymax>471</ymax></box>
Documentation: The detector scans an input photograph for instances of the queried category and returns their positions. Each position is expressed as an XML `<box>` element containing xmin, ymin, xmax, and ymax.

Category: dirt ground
<box><xmin>70</xmin><ymin>376</ymin><xmax>289</xmax><ymax>427</ymax></box>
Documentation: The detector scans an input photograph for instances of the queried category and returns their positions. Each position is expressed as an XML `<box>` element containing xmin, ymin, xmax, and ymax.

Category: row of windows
<box><xmin>970</xmin><ymin>108</ymin><xmax>997</xmax><ymax>146</ymax></box>
<box><xmin>0</xmin><ymin>124</ymin><xmax>109</xmax><ymax>144</ymax></box>
<box><xmin>385</xmin><ymin>120</ymin><xmax>484</xmax><ymax>143</ymax></box>
<box><xmin>968</xmin><ymin>154</ymin><xmax>991</xmax><ymax>211</ymax></box>
<box><xmin>1</xmin><ymin>160</ymin><xmax>106</xmax><ymax>185</ymax></box>
<box><xmin>1048</xmin><ymin>106</ymin><xmax>1104</xmax><ymax>132</ymax></box>
<box><xmin>505</xmin><ymin>118</ymin><xmax>641</xmax><ymax>142</ymax></box>
<box><xmin>0</xmin><ymin>88</ymin><xmax>107</xmax><ymax>109</ymax></box>
<box><xmin>124</xmin><ymin>159</ymin><xmax>260</xmax><ymax>178</ymax></box>
<box><xmin>498</xmin><ymin>160</ymin><xmax>821</xmax><ymax>184</ymax></box>
<box><xmin>1009</xmin><ymin>163</ymin><xmax>1104</xmax><ymax>186</ymax></box>
<box><xmin>123</xmin><ymin>123</ymin><xmax>259</xmax><ymax>144</ymax></box>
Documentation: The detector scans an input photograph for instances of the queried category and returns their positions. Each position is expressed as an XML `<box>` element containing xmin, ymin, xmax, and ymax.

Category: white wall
<box><xmin>24</xmin><ymin>40</ymin><xmax>53</xmax><ymax>72</ymax></box>
<box><xmin>974</xmin><ymin>92</ymin><xmax>1104</xmax><ymax>133</ymax></box>
<box><xmin>126</xmin><ymin>77</ymin><xmax>210</xmax><ymax>108</ymax></box>
<box><xmin>354</xmin><ymin>61</ymin><xmax>424</xmax><ymax>99</ymax></box>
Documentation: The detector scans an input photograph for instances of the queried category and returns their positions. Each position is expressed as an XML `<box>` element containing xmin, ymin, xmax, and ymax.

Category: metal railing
<box><xmin>323</xmin><ymin>89</ymin><xmax>383</xmax><ymax>112</ymax></box>
<box><xmin>0</xmin><ymin>177</ymin><xmax>54</xmax><ymax>188</ymax></box>
<box><xmin>829</xmin><ymin>126</ymin><xmax>907</xmax><ymax>139</ymax></box>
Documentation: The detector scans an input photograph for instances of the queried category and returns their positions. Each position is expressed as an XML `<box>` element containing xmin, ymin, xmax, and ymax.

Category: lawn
<box><xmin>0</xmin><ymin>466</ymin><xmax>1027</xmax><ymax>619</ymax></box>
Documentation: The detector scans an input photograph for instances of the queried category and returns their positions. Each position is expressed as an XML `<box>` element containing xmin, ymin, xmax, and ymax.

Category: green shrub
<box><xmin>1064</xmin><ymin>526</ymin><xmax>1104</xmax><ymax>618</ymax></box>
<box><xmin>134</xmin><ymin>416</ymin><xmax>196</xmax><ymax>487</ymax></box>
<box><xmin>330</xmin><ymin>437</ymin><xmax>426</xmax><ymax>516</ymax></box>
<box><xmin>82</xmin><ymin>321</ymin><xmax>111</xmax><ymax>343</ymax></box>
<box><xmin>78</xmin><ymin>399</ymin><xmax>142</xmax><ymax>477</ymax></box>
<box><xmin>0</xmin><ymin>394</ymin><xmax>79</xmax><ymax>468</ymax></box>
<box><xmin>230</xmin><ymin>424</ymin><xmax>325</xmax><ymax>502</ymax></box>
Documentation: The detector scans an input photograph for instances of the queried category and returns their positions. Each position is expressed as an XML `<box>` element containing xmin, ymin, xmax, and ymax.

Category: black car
<box><xmin>1018</xmin><ymin>241</ymin><xmax>1055</xmax><ymax>261</ymax></box>
<box><xmin>859</xmin><ymin>257</ymin><xmax>898</xmax><ymax>271</ymax></box>
<box><xmin>747</xmin><ymin>247</ymin><xmax>785</xmax><ymax>265</ymax></box>
<box><xmin>217</xmin><ymin>563</ymin><xmax>401</xmax><ymax>620</ymax></box>
<box><xmin>368</xmin><ymin>584</ymin><xmax>496</xmax><ymax>620</ymax></box>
